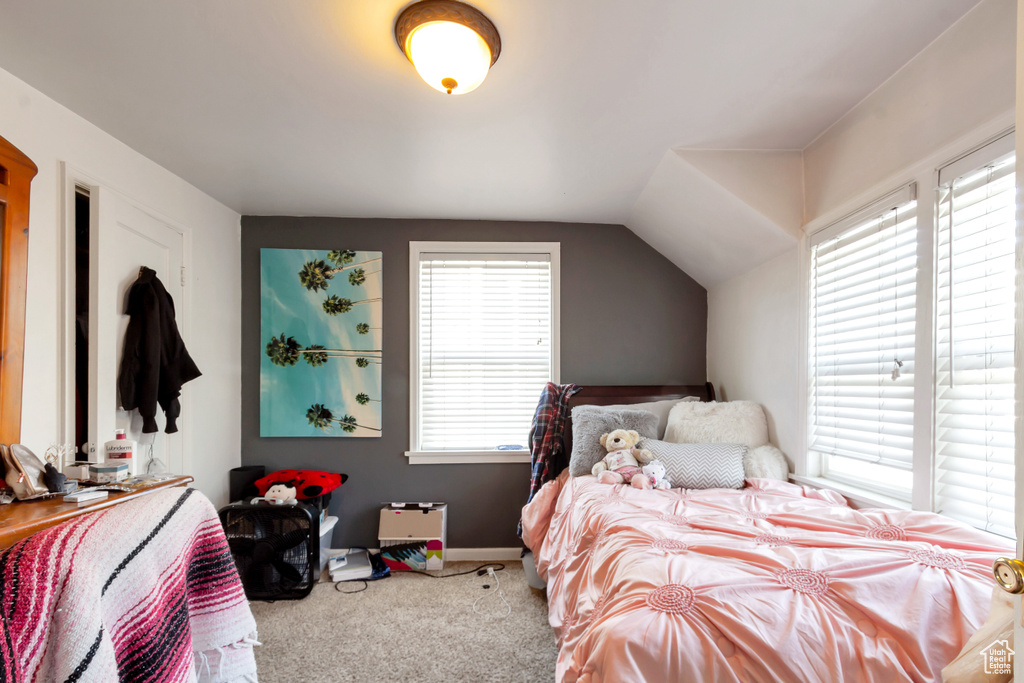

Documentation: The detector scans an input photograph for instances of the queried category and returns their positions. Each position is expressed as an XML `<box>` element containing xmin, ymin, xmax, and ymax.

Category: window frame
<box><xmin>797</xmin><ymin>117</ymin><xmax>1016</xmax><ymax>536</ymax></box>
<box><xmin>807</xmin><ymin>183</ymin><xmax>920</xmax><ymax>502</ymax></box>
<box><xmin>406</xmin><ymin>241</ymin><xmax>560</xmax><ymax>465</ymax></box>
<box><xmin>932</xmin><ymin>137</ymin><xmax>1017</xmax><ymax>537</ymax></box>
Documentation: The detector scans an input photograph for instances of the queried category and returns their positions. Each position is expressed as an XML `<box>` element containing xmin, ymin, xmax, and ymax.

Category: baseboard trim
<box><xmin>446</xmin><ymin>547</ymin><xmax>523</xmax><ymax>562</ymax></box>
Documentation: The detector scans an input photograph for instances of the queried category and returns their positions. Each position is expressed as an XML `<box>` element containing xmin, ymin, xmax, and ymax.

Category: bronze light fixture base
<box><xmin>394</xmin><ymin>0</ymin><xmax>502</xmax><ymax>68</ymax></box>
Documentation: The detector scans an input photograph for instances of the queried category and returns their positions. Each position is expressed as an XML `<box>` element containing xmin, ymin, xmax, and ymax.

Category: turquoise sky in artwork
<box><xmin>260</xmin><ymin>249</ymin><xmax>383</xmax><ymax>437</ymax></box>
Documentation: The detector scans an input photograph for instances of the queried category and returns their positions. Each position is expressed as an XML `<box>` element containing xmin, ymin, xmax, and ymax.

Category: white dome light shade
<box><xmin>407</xmin><ymin>21</ymin><xmax>491</xmax><ymax>95</ymax></box>
<box><xmin>395</xmin><ymin>1</ymin><xmax>501</xmax><ymax>96</ymax></box>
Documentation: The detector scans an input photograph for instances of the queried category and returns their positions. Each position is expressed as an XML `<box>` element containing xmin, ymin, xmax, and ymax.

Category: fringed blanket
<box><xmin>0</xmin><ymin>487</ymin><xmax>258</xmax><ymax>682</ymax></box>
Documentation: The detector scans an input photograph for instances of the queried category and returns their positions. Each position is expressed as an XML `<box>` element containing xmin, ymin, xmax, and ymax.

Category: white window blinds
<box><xmin>417</xmin><ymin>253</ymin><xmax>553</xmax><ymax>451</ymax></box>
<box><xmin>809</xmin><ymin>193</ymin><xmax>918</xmax><ymax>488</ymax></box>
<box><xmin>934</xmin><ymin>143</ymin><xmax>1016</xmax><ymax>538</ymax></box>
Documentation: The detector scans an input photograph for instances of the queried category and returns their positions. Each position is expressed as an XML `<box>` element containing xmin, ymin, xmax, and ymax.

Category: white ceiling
<box><xmin>0</xmin><ymin>1</ymin><xmax>980</xmax><ymax>228</ymax></box>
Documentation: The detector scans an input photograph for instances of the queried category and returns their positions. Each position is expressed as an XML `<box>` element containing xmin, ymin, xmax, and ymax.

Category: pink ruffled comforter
<box><xmin>522</xmin><ymin>474</ymin><xmax>1012</xmax><ymax>683</ymax></box>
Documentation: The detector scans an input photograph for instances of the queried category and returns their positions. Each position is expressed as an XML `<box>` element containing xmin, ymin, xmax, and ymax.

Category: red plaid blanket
<box><xmin>519</xmin><ymin>382</ymin><xmax>579</xmax><ymax>537</ymax></box>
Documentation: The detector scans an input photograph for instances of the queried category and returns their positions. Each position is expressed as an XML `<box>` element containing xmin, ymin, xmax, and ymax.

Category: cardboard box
<box><xmin>89</xmin><ymin>462</ymin><xmax>128</xmax><ymax>483</ymax></box>
<box><xmin>378</xmin><ymin>502</ymin><xmax>446</xmax><ymax>571</ymax></box>
<box><xmin>65</xmin><ymin>462</ymin><xmax>99</xmax><ymax>481</ymax></box>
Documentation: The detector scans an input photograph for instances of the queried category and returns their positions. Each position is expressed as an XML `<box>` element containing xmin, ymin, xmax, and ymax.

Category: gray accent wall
<box><xmin>241</xmin><ymin>217</ymin><xmax>707</xmax><ymax>549</ymax></box>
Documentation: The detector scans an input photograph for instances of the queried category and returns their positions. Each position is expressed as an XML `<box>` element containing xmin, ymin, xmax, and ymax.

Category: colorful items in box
<box><xmin>378</xmin><ymin>503</ymin><xmax>447</xmax><ymax>571</ymax></box>
<box><xmin>380</xmin><ymin>539</ymin><xmax>444</xmax><ymax>572</ymax></box>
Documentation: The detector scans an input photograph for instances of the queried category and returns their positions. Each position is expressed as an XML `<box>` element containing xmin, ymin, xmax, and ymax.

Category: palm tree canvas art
<box><xmin>260</xmin><ymin>248</ymin><xmax>383</xmax><ymax>437</ymax></box>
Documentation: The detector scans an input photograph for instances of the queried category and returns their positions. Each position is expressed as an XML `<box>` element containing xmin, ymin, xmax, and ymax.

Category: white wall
<box><xmin>707</xmin><ymin>249</ymin><xmax>800</xmax><ymax>461</ymax></box>
<box><xmin>803</xmin><ymin>0</ymin><xmax>1016</xmax><ymax>224</ymax></box>
<box><xmin>0</xmin><ymin>65</ymin><xmax>241</xmax><ymax>506</ymax></box>
<box><xmin>627</xmin><ymin>149</ymin><xmax>800</xmax><ymax>288</ymax></box>
<box><xmin>707</xmin><ymin>0</ymin><xmax>1015</xmax><ymax>476</ymax></box>
<box><xmin>675</xmin><ymin>149</ymin><xmax>805</xmax><ymax>240</ymax></box>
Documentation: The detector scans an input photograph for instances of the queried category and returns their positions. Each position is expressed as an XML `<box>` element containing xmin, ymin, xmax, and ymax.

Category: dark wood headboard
<box><xmin>554</xmin><ymin>383</ymin><xmax>716</xmax><ymax>473</ymax></box>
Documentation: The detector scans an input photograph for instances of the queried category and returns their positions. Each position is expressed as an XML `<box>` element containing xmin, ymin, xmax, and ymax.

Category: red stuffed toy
<box><xmin>254</xmin><ymin>469</ymin><xmax>347</xmax><ymax>501</ymax></box>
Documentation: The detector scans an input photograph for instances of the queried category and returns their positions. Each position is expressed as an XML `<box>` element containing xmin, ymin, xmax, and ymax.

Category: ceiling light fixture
<box><xmin>394</xmin><ymin>0</ymin><xmax>501</xmax><ymax>95</ymax></box>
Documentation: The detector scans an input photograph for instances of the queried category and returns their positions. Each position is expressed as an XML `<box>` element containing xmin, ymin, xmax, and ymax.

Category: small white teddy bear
<box><xmin>641</xmin><ymin>459</ymin><xmax>671</xmax><ymax>491</ymax></box>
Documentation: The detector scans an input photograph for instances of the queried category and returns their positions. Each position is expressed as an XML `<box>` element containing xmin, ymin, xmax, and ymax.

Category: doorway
<box><xmin>73</xmin><ymin>188</ymin><xmax>89</xmax><ymax>460</ymax></box>
<box><xmin>61</xmin><ymin>165</ymin><xmax>192</xmax><ymax>477</ymax></box>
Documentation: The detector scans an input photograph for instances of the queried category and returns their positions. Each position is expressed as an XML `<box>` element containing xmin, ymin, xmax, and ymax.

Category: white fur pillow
<box><xmin>746</xmin><ymin>445</ymin><xmax>790</xmax><ymax>481</ymax></box>
<box><xmin>664</xmin><ymin>400</ymin><xmax>768</xmax><ymax>448</ymax></box>
<box><xmin>664</xmin><ymin>400</ymin><xmax>790</xmax><ymax>481</ymax></box>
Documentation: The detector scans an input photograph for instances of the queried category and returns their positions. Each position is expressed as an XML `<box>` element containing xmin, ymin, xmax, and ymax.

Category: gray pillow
<box><xmin>568</xmin><ymin>406</ymin><xmax>658</xmax><ymax>477</ymax></box>
<box><xmin>639</xmin><ymin>439</ymin><xmax>747</xmax><ymax>489</ymax></box>
<box><xmin>591</xmin><ymin>397</ymin><xmax>700</xmax><ymax>439</ymax></box>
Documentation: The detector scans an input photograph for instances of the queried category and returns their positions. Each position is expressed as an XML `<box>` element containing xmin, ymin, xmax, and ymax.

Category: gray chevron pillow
<box><xmin>638</xmin><ymin>439</ymin><xmax>747</xmax><ymax>489</ymax></box>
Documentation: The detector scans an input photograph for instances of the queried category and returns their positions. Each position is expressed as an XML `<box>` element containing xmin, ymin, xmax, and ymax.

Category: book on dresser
<box><xmin>62</xmin><ymin>489</ymin><xmax>109</xmax><ymax>505</ymax></box>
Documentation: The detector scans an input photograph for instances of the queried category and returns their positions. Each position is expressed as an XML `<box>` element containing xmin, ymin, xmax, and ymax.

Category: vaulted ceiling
<box><xmin>0</xmin><ymin>0</ymin><xmax>982</xmax><ymax>284</ymax></box>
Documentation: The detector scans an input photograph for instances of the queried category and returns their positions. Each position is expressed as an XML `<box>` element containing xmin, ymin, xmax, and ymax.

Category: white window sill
<box><xmin>405</xmin><ymin>450</ymin><xmax>531</xmax><ymax>465</ymax></box>
<box><xmin>788</xmin><ymin>474</ymin><xmax>911</xmax><ymax>511</ymax></box>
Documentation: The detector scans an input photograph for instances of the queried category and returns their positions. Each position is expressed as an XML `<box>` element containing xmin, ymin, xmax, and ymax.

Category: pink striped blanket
<box><xmin>0</xmin><ymin>487</ymin><xmax>258</xmax><ymax>682</ymax></box>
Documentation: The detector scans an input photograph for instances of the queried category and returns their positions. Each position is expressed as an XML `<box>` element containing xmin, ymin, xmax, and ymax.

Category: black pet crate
<box><xmin>219</xmin><ymin>500</ymin><xmax>320</xmax><ymax>600</ymax></box>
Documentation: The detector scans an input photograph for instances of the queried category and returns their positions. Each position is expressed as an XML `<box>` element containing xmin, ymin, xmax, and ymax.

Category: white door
<box><xmin>90</xmin><ymin>186</ymin><xmax>187</xmax><ymax>476</ymax></box>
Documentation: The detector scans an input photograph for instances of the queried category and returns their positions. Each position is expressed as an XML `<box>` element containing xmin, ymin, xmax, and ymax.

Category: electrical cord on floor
<box><xmin>334</xmin><ymin>580</ymin><xmax>368</xmax><ymax>594</ymax></box>
<box><xmin>403</xmin><ymin>563</ymin><xmax>506</xmax><ymax>579</ymax></box>
<box><xmin>472</xmin><ymin>566</ymin><xmax>511</xmax><ymax>618</ymax></box>
<box><xmin>331</xmin><ymin>563</ymin><xmax>505</xmax><ymax>594</ymax></box>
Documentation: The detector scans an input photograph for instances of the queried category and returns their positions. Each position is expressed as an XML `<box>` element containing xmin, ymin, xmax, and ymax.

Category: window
<box><xmin>408</xmin><ymin>242</ymin><xmax>559</xmax><ymax>463</ymax></box>
<box><xmin>934</xmin><ymin>140</ymin><xmax>1016</xmax><ymax>537</ymax></box>
<box><xmin>806</xmin><ymin>131</ymin><xmax>1018</xmax><ymax>538</ymax></box>
<box><xmin>808</xmin><ymin>186</ymin><xmax>918</xmax><ymax>499</ymax></box>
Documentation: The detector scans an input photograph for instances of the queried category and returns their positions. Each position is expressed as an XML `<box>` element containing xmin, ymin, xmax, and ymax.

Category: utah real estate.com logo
<box><xmin>980</xmin><ymin>639</ymin><xmax>1014</xmax><ymax>675</ymax></box>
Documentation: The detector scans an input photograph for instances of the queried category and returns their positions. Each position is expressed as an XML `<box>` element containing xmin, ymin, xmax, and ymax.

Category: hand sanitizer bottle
<box><xmin>104</xmin><ymin>429</ymin><xmax>136</xmax><ymax>476</ymax></box>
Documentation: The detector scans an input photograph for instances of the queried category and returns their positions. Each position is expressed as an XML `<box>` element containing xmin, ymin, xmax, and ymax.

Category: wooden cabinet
<box><xmin>0</xmin><ymin>134</ymin><xmax>37</xmax><ymax>445</ymax></box>
<box><xmin>0</xmin><ymin>475</ymin><xmax>193</xmax><ymax>549</ymax></box>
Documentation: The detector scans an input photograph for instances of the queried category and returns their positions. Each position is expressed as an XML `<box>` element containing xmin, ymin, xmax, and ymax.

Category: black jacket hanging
<box><xmin>117</xmin><ymin>267</ymin><xmax>201</xmax><ymax>433</ymax></box>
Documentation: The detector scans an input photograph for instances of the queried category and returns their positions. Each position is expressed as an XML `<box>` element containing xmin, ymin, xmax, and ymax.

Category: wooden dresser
<box><xmin>0</xmin><ymin>475</ymin><xmax>193</xmax><ymax>549</ymax></box>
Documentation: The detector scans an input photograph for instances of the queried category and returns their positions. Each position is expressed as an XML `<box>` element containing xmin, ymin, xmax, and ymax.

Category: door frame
<box><xmin>57</xmin><ymin>162</ymin><xmax>194</xmax><ymax>474</ymax></box>
<box><xmin>1015</xmin><ymin>2</ymin><xmax>1024</xmax><ymax>679</ymax></box>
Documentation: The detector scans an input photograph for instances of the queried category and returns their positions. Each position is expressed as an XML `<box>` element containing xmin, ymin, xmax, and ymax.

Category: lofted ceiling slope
<box><xmin>0</xmin><ymin>0</ymin><xmax>983</xmax><ymax>283</ymax></box>
<box><xmin>630</xmin><ymin>149</ymin><xmax>803</xmax><ymax>287</ymax></box>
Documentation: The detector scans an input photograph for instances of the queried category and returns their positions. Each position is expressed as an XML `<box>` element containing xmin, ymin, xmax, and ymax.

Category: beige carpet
<box><xmin>250</xmin><ymin>561</ymin><xmax>557</xmax><ymax>682</ymax></box>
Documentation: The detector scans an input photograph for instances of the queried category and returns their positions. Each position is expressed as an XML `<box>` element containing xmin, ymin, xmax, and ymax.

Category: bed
<box><xmin>0</xmin><ymin>486</ymin><xmax>258</xmax><ymax>682</ymax></box>
<box><xmin>521</xmin><ymin>384</ymin><xmax>1012</xmax><ymax>682</ymax></box>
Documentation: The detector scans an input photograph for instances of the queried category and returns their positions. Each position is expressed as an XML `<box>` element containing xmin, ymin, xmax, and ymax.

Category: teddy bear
<box><xmin>264</xmin><ymin>480</ymin><xmax>298</xmax><ymax>504</ymax></box>
<box><xmin>592</xmin><ymin>429</ymin><xmax>655</xmax><ymax>489</ymax></box>
<box><xmin>641</xmin><ymin>459</ymin><xmax>671</xmax><ymax>491</ymax></box>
